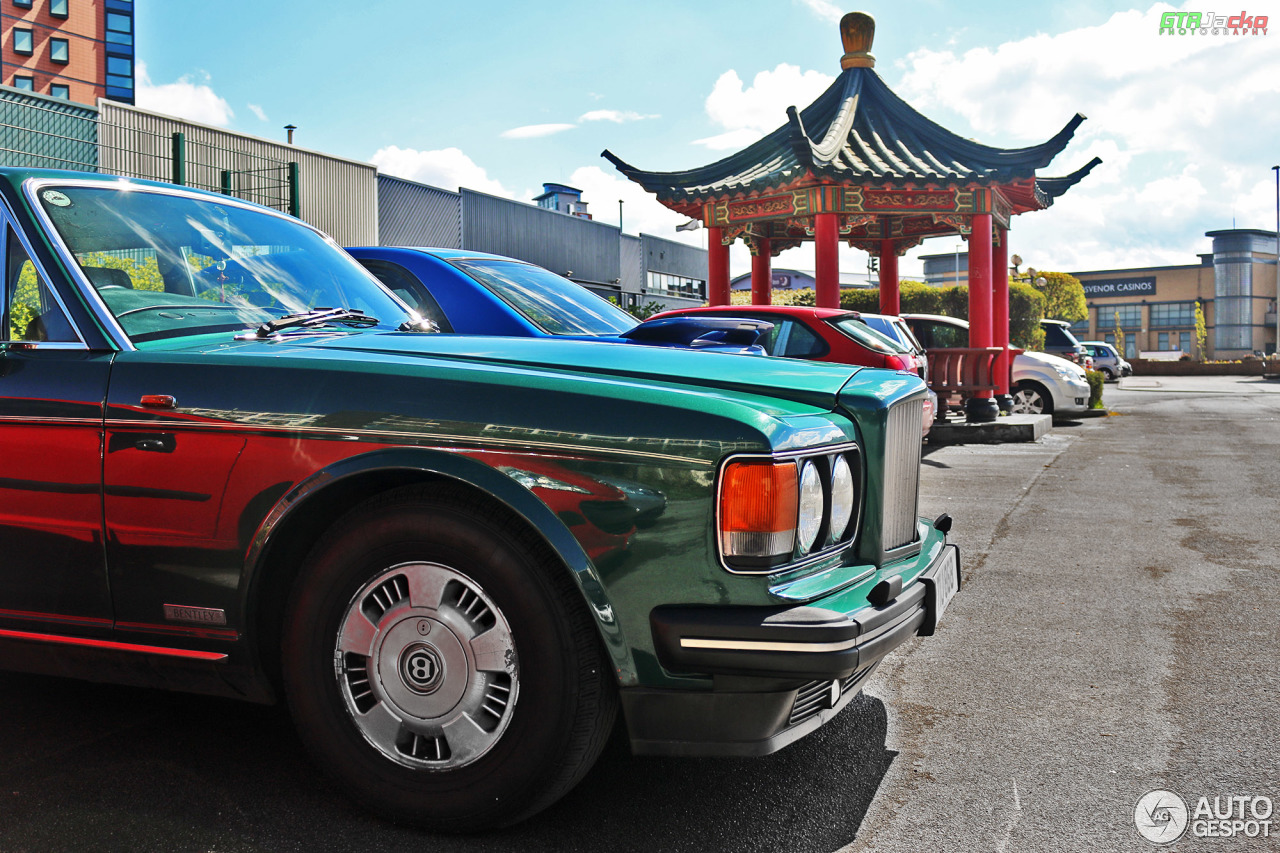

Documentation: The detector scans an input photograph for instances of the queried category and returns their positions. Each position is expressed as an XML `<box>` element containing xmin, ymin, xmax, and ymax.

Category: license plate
<box><xmin>921</xmin><ymin>545</ymin><xmax>959</xmax><ymax>634</ymax></box>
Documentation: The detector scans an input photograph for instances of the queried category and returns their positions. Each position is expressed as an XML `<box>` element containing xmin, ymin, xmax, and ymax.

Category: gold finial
<box><xmin>840</xmin><ymin>12</ymin><xmax>876</xmax><ymax>69</ymax></box>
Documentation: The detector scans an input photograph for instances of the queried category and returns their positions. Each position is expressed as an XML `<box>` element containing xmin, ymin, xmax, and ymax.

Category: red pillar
<box><xmin>878</xmin><ymin>240</ymin><xmax>899</xmax><ymax>315</ymax></box>
<box><xmin>814</xmin><ymin>212</ymin><xmax>839</xmax><ymax>309</ymax></box>
<box><xmin>750</xmin><ymin>237</ymin><xmax>772</xmax><ymax>305</ymax></box>
<box><xmin>966</xmin><ymin>213</ymin><xmax>998</xmax><ymax>422</ymax></box>
<box><xmin>707</xmin><ymin>226</ymin><xmax>730</xmax><ymax>306</ymax></box>
<box><xmin>993</xmin><ymin>227</ymin><xmax>1011</xmax><ymax>402</ymax></box>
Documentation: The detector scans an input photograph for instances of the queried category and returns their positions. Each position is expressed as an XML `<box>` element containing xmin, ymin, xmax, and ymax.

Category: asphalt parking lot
<box><xmin>1</xmin><ymin>375</ymin><xmax>1276</xmax><ymax>852</ymax></box>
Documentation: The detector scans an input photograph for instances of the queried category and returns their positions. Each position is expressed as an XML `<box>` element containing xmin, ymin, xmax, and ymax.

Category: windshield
<box><xmin>450</xmin><ymin>258</ymin><xmax>637</xmax><ymax>336</ymax></box>
<box><xmin>827</xmin><ymin>316</ymin><xmax>910</xmax><ymax>354</ymax></box>
<box><xmin>37</xmin><ymin>185</ymin><xmax>413</xmax><ymax>344</ymax></box>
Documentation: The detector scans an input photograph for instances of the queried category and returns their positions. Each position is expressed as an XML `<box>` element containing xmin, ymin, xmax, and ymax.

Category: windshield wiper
<box><xmin>255</xmin><ymin>307</ymin><xmax>380</xmax><ymax>337</ymax></box>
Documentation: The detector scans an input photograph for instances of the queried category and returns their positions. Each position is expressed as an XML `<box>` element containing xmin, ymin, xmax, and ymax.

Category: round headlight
<box><xmin>797</xmin><ymin>461</ymin><xmax>824</xmax><ymax>554</ymax></box>
<box><xmin>830</xmin><ymin>454</ymin><xmax>855</xmax><ymax>540</ymax></box>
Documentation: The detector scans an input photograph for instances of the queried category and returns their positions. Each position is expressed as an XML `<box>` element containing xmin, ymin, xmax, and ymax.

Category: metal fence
<box><xmin>0</xmin><ymin>89</ymin><xmax>98</xmax><ymax>172</ymax></box>
<box><xmin>99</xmin><ymin>124</ymin><xmax>299</xmax><ymax>215</ymax></box>
<box><xmin>0</xmin><ymin>88</ymin><xmax>299</xmax><ymax>215</ymax></box>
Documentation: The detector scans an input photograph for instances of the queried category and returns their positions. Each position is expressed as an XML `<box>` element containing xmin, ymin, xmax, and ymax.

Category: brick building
<box><xmin>1071</xmin><ymin>229</ymin><xmax>1278</xmax><ymax>359</ymax></box>
<box><xmin>2</xmin><ymin>0</ymin><xmax>134</xmax><ymax>105</ymax></box>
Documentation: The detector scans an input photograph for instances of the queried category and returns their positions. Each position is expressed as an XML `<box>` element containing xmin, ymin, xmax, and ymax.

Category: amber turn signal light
<box><xmin>718</xmin><ymin>459</ymin><xmax>798</xmax><ymax>563</ymax></box>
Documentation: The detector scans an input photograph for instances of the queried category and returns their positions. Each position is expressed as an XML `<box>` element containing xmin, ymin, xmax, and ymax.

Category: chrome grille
<box><xmin>882</xmin><ymin>397</ymin><xmax>923</xmax><ymax>552</ymax></box>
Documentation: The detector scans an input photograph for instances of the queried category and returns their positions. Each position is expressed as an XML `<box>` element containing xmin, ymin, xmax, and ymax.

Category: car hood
<box><xmin>1016</xmin><ymin>350</ymin><xmax>1086</xmax><ymax>378</ymax></box>
<box><xmin>179</xmin><ymin>330</ymin><xmax>870</xmax><ymax>412</ymax></box>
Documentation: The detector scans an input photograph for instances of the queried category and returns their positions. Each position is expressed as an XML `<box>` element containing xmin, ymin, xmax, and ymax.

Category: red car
<box><xmin>653</xmin><ymin>305</ymin><xmax>921</xmax><ymax>372</ymax></box>
<box><xmin>653</xmin><ymin>305</ymin><xmax>934</xmax><ymax>432</ymax></box>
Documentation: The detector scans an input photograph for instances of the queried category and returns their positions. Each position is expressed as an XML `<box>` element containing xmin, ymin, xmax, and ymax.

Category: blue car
<box><xmin>346</xmin><ymin>246</ymin><xmax>769</xmax><ymax>352</ymax></box>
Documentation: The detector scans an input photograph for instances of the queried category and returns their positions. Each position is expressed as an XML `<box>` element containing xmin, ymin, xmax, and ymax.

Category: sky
<box><xmin>136</xmin><ymin>1</ymin><xmax>1280</xmax><ymax>281</ymax></box>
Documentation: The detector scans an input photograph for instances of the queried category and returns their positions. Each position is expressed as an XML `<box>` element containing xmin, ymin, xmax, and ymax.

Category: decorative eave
<box><xmin>603</xmin><ymin>62</ymin><xmax>1086</xmax><ymax>207</ymax></box>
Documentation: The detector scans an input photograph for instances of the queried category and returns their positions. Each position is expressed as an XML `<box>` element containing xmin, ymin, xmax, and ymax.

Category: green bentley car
<box><xmin>0</xmin><ymin>169</ymin><xmax>958</xmax><ymax>830</ymax></box>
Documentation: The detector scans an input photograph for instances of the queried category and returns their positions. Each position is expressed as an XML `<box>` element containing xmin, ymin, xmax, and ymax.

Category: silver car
<box><xmin>1081</xmin><ymin>341</ymin><xmax>1132</xmax><ymax>381</ymax></box>
<box><xmin>899</xmin><ymin>313</ymin><xmax>1091</xmax><ymax>418</ymax></box>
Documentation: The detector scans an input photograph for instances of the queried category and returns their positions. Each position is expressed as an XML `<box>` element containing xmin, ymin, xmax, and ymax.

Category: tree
<box><xmin>1113</xmin><ymin>309</ymin><xmax>1125</xmax><ymax>358</ymax></box>
<box><xmin>1033</xmin><ymin>271</ymin><xmax>1087</xmax><ymax>323</ymax></box>
<box><xmin>1194</xmin><ymin>300</ymin><xmax>1207</xmax><ymax>360</ymax></box>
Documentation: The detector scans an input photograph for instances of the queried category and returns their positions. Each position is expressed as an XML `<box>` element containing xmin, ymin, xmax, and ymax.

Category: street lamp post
<box><xmin>1273</xmin><ymin>165</ymin><xmax>1278</xmax><ymax>359</ymax></box>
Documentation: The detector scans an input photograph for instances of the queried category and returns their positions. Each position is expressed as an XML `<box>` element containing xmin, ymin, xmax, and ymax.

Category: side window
<box><xmin>6</xmin><ymin>229</ymin><xmax>77</xmax><ymax>343</ymax></box>
<box><xmin>356</xmin><ymin>259</ymin><xmax>453</xmax><ymax>332</ymax></box>
<box><xmin>778</xmin><ymin>320</ymin><xmax>825</xmax><ymax>358</ymax></box>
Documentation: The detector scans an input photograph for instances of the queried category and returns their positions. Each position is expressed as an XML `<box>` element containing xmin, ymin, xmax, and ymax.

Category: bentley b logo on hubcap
<box><xmin>399</xmin><ymin>643</ymin><xmax>444</xmax><ymax>693</ymax></box>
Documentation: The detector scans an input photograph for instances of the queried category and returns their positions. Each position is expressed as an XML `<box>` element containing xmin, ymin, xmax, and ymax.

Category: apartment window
<box><xmin>13</xmin><ymin>0</ymin><xmax>33</xmax><ymax>7</ymax></box>
<box><xmin>12</xmin><ymin>75</ymin><xmax>33</xmax><ymax>91</ymax></box>
<box><xmin>50</xmin><ymin>83</ymin><xmax>69</xmax><ymax>99</ymax></box>
<box><xmin>13</xmin><ymin>27</ymin><xmax>33</xmax><ymax>55</ymax></box>
<box><xmin>49</xmin><ymin>0</ymin><xmax>68</xmax><ymax>16</ymax></box>
<box><xmin>1149</xmin><ymin>301</ymin><xmax>1195</xmax><ymax>328</ymax></box>
<box><xmin>49</xmin><ymin>38</ymin><xmax>68</xmax><ymax>64</ymax></box>
<box><xmin>105</xmin><ymin>11</ymin><xmax>132</xmax><ymax>43</ymax></box>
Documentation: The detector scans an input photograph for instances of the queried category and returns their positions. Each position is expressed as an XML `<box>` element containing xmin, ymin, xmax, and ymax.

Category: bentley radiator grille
<box><xmin>882</xmin><ymin>397</ymin><xmax>923</xmax><ymax>552</ymax></box>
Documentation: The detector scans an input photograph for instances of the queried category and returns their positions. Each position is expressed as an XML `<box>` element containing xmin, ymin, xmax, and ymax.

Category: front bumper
<box><xmin>1056</xmin><ymin>377</ymin><xmax>1090</xmax><ymax>413</ymax></box>
<box><xmin>627</xmin><ymin>543</ymin><xmax>959</xmax><ymax>756</ymax></box>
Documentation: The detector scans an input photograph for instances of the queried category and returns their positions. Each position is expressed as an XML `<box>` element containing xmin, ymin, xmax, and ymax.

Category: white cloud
<box><xmin>134</xmin><ymin>62</ymin><xmax>234</xmax><ymax>127</ymax></box>
<box><xmin>567</xmin><ymin>165</ymin><xmax>701</xmax><ymax>247</ymax></box>
<box><xmin>695</xmin><ymin>64</ymin><xmax>834</xmax><ymax>149</ymax></box>
<box><xmin>369</xmin><ymin>145</ymin><xmax>513</xmax><ymax>198</ymax></box>
<box><xmin>880</xmin><ymin>2</ymin><xmax>1280</xmax><ymax>272</ymax></box>
<box><xmin>247</xmin><ymin>103</ymin><xmax>268</xmax><ymax>122</ymax></box>
<box><xmin>501</xmin><ymin>123</ymin><xmax>576</xmax><ymax>139</ymax></box>
<box><xmin>794</xmin><ymin>0</ymin><xmax>843</xmax><ymax>23</ymax></box>
<box><xmin>579</xmin><ymin>109</ymin><xmax>659</xmax><ymax>123</ymax></box>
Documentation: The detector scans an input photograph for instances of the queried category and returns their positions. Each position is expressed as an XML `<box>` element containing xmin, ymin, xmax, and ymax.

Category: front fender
<box><xmin>243</xmin><ymin>446</ymin><xmax>637</xmax><ymax>686</ymax></box>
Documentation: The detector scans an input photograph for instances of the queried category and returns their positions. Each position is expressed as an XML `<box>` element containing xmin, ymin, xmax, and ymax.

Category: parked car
<box><xmin>0</xmin><ymin>169</ymin><xmax>959</xmax><ymax>831</ymax></box>
<box><xmin>1040</xmin><ymin>318</ymin><xmax>1091</xmax><ymax>367</ymax></box>
<box><xmin>858</xmin><ymin>311</ymin><xmax>929</xmax><ymax>360</ymax></box>
<box><xmin>650</xmin><ymin>305</ymin><xmax>937</xmax><ymax>433</ymax></box>
<box><xmin>900</xmin><ymin>314</ymin><xmax>1090</xmax><ymax>417</ymax></box>
<box><xmin>346</xmin><ymin>246</ymin><xmax>771</xmax><ymax>353</ymax></box>
<box><xmin>1081</xmin><ymin>340</ymin><xmax>1132</xmax><ymax>380</ymax></box>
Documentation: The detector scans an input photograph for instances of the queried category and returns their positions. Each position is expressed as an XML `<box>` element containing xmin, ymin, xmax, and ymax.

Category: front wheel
<box><xmin>1010</xmin><ymin>381</ymin><xmax>1053</xmax><ymax>415</ymax></box>
<box><xmin>282</xmin><ymin>485</ymin><xmax>617</xmax><ymax>831</ymax></box>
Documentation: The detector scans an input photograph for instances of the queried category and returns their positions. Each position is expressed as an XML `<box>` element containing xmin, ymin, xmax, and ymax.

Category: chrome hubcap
<box><xmin>1011</xmin><ymin>389</ymin><xmax>1044</xmax><ymax>414</ymax></box>
<box><xmin>335</xmin><ymin>562</ymin><xmax>518</xmax><ymax>769</ymax></box>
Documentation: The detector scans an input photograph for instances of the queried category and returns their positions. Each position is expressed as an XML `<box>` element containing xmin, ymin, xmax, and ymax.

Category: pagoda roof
<box><xmin>603</xmin><ymin>66</ymin><xmax>1086</xmax><ymax>204</ymax></box>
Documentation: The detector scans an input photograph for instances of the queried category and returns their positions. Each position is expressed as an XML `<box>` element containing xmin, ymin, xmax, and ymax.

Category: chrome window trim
<box><xmin>714</xmin><ymin>441</ymin><xmax>864</xmax><ymax>576</ymax></box>
<box><xmin>0</xmin><ymin>201</ymin><xmax>89</xmax><ymax>349</ymax></box>
<box><xmin>20</xmin><ymin>177</ymin><xmax>406</xmax><ymax>353</ymax></box>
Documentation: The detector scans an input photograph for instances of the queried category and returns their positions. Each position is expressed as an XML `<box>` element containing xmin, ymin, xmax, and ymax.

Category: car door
<box><xmin>0</xmin><ymin>223</ymin><xmax>114</xmax><ymax>637</ymax></box>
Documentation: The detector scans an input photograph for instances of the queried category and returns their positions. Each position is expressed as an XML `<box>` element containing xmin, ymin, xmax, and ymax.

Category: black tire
<box><xmin>281</xmin><ymin>483</ymin><xmax>617</xmax><ymax>831</ymax></box>
<box><xmin>1100</xmin><ymin>367</ymin><xmax>1116</xmax><ymax>381</ymax></box>
<box><xmin>1010</xmin><ymin>381</ymin><xmax>1054</xmax><ymax>415</ymax></box>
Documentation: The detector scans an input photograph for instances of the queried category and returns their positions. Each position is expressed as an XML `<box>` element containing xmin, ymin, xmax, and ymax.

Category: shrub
<box><xmin>1086</xmin><ymin>369</ymin><xmax>1105</xmax><ymax>409</ymax></box>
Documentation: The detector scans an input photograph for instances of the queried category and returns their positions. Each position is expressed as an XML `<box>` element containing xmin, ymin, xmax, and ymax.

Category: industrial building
<box><xmin>0</xmin><ymin>84</ymin><xmax>708</xmax><ymax>311</ymax></box>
